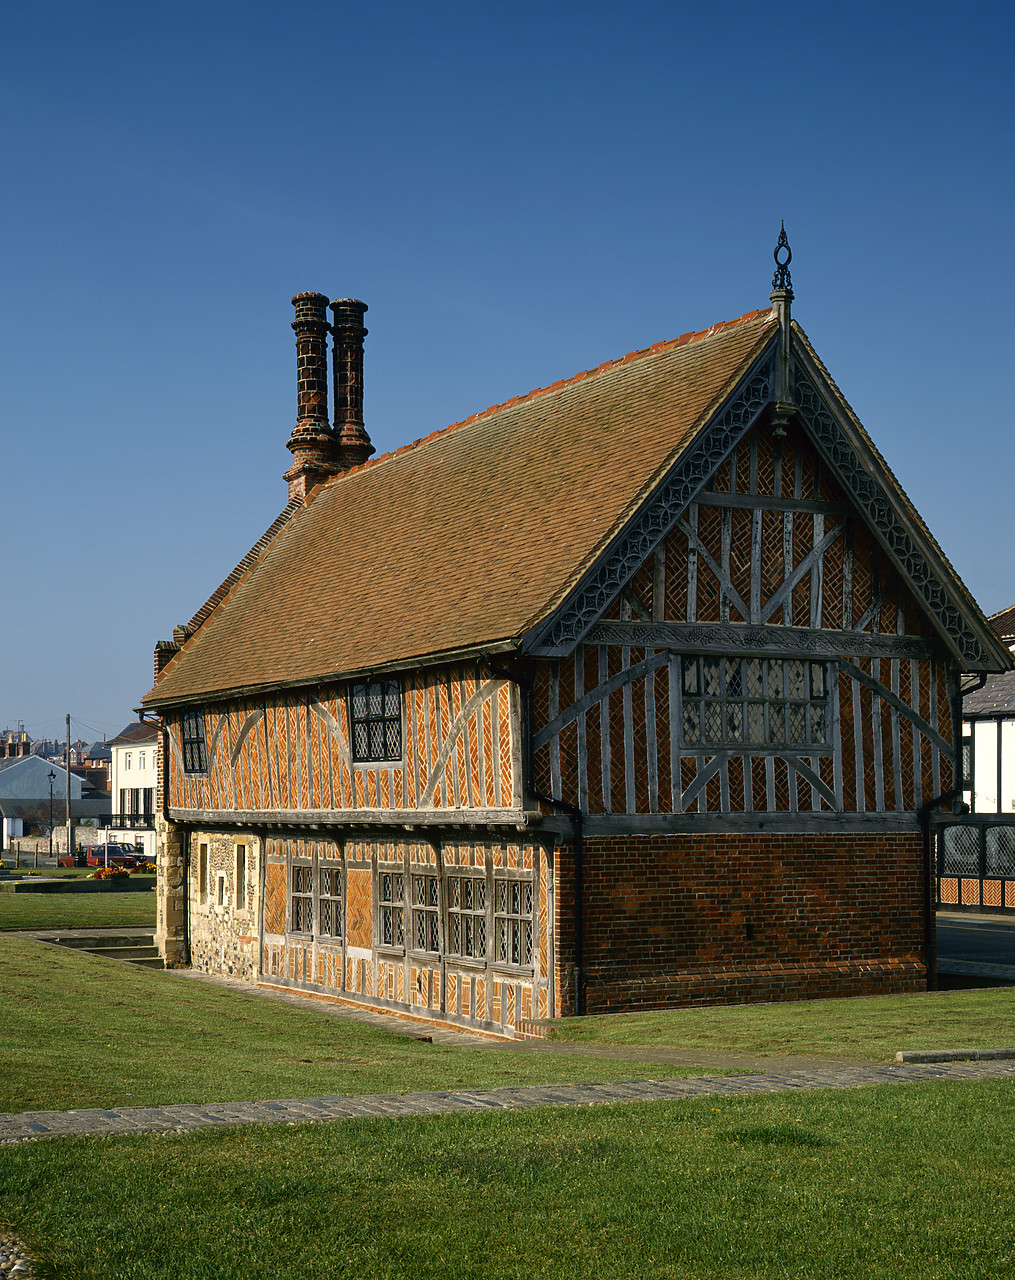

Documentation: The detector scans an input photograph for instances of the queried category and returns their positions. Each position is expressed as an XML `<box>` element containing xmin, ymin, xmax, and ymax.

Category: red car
<box><xmin>59</xmin><ymin>843</ymin><xmax>140</xmax><ymax>868</ymax></box>
<box><xmin>87</xmin><ymin>845</ymin><xmax>139</xmax><ymax>868</ymax></box>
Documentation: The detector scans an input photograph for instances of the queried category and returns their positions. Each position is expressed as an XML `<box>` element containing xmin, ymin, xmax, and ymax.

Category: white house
<box><xmin>108</xmin><ymin>721</ymin><xmax>159</xmax><ymax>860</ymax></box>
<box><xmin>962</xmin><ymin>605</ymin><xmax>1015</xmax><ymax>814</ymax></box>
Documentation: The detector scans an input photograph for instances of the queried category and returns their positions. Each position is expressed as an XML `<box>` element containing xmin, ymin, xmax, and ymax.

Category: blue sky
<box><xmin>3</xmin><ymin>0</ymin><xmax>1013</xmax><ymax>741</ymax></box>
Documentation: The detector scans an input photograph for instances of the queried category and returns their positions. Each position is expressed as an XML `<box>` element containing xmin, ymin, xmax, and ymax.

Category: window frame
<box><xmin>493</xmin><ymin>874</ymin><xmax>534</xmax><ymax>970</ymax></box>
<box><xmin>378</xmin><ymin>869</ymin><xmax>406</xmax><ymax>951</ymax></box>
<box><xmin>446</xmin><ymin>873</ymin><xmax>488</xmax><ymax>962</ymax></box>
<box><xmin>180</xmin><ymin>710</ymin><xmax>209</xmax><ymax>774</ymax></box>
<box><xmin>348</xmin><ymin>677</ymin><xmax>403</xmax><ymax>764</ymax></box>
<box><xmin>235</xmin><ymin>844</ymin><xmax>247</xmax><ymax>912</ymax></box>
<box><xmin>317</xmin><ymin>862</ymin><xmax>343</xmax><ymax>940</ymax></box>
<box><xmin>290</xmin><ymin>862</ymin><xmax>314</xmax><ymax>935</ymax></box>
<box><xmin>410</xmin><ymin>872</ymin><xmax>440</xmax><ymax>955</ymax></box>
<box><xmin>679</xmin><ymin>655</ymin><xmax>831</xmax><ymax>752</ymax></box>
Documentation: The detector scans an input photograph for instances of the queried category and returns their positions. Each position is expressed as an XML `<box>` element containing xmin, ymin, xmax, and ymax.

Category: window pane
<box><xmin>682</xmin><ymin>704</ymin><xmax>700</xmax><ymax>743</ymax></box>
<box><xmin>787</xmin><ymin>660</ymin><xmax>806</xmax><ymax>699</ymax></box>
<box><xmin>747</xmin><ymin>702</ymin><xmax>765</xmax><ymax>745</ymax></box>
<box><xmin>702</xmin><ymin>659</ymin><xmax>721</xmax><ymax>697</ymax></box>
<box><xmin>810</xmin><ymin>663</ymin><xmax>825</xmax><ymax>698</ymax></box>
<box><xmin>725</xmin><ymin>660</ymin><xmax>742</xmax><ymax>698</ymax></box>
<box><xmin>682</xmin><ymin>657</ymin><xmax>698</xmax><ymax>696</ymax></box>
<box><xmin>727</xmin><ymin>703</ymin><xmax>743</xmax><ymax>742</ymax></box>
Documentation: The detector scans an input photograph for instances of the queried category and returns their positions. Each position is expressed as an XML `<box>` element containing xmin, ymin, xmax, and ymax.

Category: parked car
<box><xmin>85</xmin><ymin>845</ymin><xmax>139</xmax><ymax>868</ymax></box>
<box><xmin>58</xmin><ymin>842</ymin><xmax>142</xmax><ymax>868</ymax></box>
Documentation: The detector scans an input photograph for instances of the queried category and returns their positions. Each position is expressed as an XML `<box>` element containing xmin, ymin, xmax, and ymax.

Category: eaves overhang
<box><xmin>136</xmin><ymin>637</ymin><xmax>522</xmax><ymax>715</ymax></box>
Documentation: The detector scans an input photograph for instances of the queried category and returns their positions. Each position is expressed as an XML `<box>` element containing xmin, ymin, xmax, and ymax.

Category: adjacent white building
<box><xmin>962</xmin><ymin>605</ymin><xmax>1015</xmax><ymax>814</ymax></box>
<box><xmin>108</xmin><ymin>721</ymin><xmax>159</xmax><ymax>860</ymax></box>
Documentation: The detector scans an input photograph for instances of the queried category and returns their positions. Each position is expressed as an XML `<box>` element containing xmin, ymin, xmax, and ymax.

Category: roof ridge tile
<box><xmin>326</xmin><ymin>306</ymin><xmax>774</xmax><ymax>487</ymax></box>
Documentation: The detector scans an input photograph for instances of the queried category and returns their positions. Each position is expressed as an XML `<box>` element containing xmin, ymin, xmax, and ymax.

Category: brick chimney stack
<box><xmin>329</xmin><ymin>298</ymin><xmax>374</xmax><ymax>469</ymax></box>
<box><xmin>284</xmin><ymin>292</ymin><xmax>338</xmax><ymax>502</ymax></box>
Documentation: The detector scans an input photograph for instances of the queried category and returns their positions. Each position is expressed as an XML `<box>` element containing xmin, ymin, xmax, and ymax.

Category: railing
<box><xmin>935</xmin><ymin>813</ymin><xmax>1015</xmax><ymax>912</ymax></box>
<box><xmin>108</xmin><ymin>814</ymin><xmax>156</xmax><ymax>831</ymax></box>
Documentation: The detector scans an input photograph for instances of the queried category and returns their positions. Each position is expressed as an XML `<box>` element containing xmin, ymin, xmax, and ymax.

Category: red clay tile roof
<box><xmin>142</xmin><ymin>307</ymin><xmax>777</xmax><ymax>707</ymax></box>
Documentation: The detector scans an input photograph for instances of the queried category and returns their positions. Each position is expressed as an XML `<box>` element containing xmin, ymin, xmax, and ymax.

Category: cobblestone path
<box><xmin>4</xmin><ymin>1058</ymin><xmax>1015</xmax><ymax>1145</ymax></box>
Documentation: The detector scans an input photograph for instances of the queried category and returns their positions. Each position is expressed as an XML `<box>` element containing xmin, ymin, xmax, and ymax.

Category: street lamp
<box><xmin>48</xmin><ymin>771</ymin><xmax>56</xmax><ymax>863</ymax></box>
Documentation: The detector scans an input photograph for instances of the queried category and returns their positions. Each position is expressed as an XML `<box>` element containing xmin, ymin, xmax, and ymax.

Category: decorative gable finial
<box><xmin>768</xmin><ymin>222</ymin><xmax>796</xmax><ymax>438</ymax></box>
<box><xmin>772</xmin><ymin>221</ymin><xmax>793</xmax><ymax>293</ymax></box>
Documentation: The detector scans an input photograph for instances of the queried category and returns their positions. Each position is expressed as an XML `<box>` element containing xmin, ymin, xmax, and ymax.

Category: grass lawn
<box><xmin>549</xmin><ymin>987</ymin><xmax>1015</xmax><ymax>1061</ymax></box>
<box><xmin>3</xmin><ymin>1078</ymin><xmax>1013</xmax><ymax>1279</ymax></box>
<box><xmin>0</xmin><ymin>937</ymin><xmax>724</xmax><ymax>1113</ymax></box>
<box><xmin>0</xmin><ymin>889</ymin><xmax>156</xmax><ymax>932</ymax></box>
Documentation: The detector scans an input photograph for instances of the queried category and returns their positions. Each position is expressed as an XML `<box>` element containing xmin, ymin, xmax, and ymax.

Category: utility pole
<box><xmin>65</xmin><ymin>713</ymin><xmax>74</xmax><ymax>866</ymax></box>
<box><xmin>48</xmin><ymin>771</ymin><xmax>56</xmax><ymax>863</ymax></box>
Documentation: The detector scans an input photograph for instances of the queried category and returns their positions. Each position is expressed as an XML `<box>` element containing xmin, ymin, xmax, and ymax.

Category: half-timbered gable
<box><xmin>530</xmin><ymin>420</ymin><xmax>955</xmax><ymax>821</ymax></box>
<box><xmin>142</xmin><ymin>253</ymin><xmax>1008</xmax><ymax>1034</ymax></box>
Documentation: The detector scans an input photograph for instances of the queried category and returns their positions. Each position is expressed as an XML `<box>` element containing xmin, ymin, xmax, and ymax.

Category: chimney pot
<box><xmin>330</xmin><ymin>297</ymin><xmax>374</xmax><ymax>469</ymax></box>
<box><xmin>284</xmin><ymin>292</ymin><xmax>338</xmax><ymax>501</ymax></box>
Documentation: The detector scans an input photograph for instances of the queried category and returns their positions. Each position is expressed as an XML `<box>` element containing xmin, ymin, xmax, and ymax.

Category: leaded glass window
<box><xmin>181</xmin><ymin>710</ymin><xmax>208</xmax><ymax>773</ymax></box>
<box><xmin>319</xmin><ymin>865</ymin><xmax>342</xmax><ymax>939</ymax></box>
<box><xmin>349</xmin><ymin>678</ymin><xmax>402</xmax><ymax>762</ymax></box>
<box><xmin>412</xmin><ymin>874</ymin><xmax>440</xmax><ymax>953</ymax></box>
<box><xmin>447</xmin><ymin>875</ymin><xmax>486</xmax><ymax>959</ymax></box>
<box><xmin>495</xmin><ymin>878</ymin><xmax>533</xmax><ymax>967</ymax></box>
<box><xmin>380</xmin><ymin>871</ymin><xmax>405</xmax><ymax>948</ymax></box>
<box><xmin>290</xmin><ymin>864</ymin><xmax>313</xmax><ymax>933</ymax></box>
<box><xmin>680</xmin><ymin>657</ymin><xmax>829</xmax><ymax>749</ymax></box>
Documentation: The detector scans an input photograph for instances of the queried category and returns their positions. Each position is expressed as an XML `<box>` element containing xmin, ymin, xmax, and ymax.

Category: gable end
<box><xmin>791</xmin><ymin>355</ymin><xmax>1005</xmax><ymax>672</ymax></box>
<box><xmin>524</xmin><ymin>348</ymin><xmax>774</xmax><ymax>656</ymax></box>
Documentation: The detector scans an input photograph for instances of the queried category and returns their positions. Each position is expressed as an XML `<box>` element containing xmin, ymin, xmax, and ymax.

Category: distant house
<box><xmin>0</xmin><ymin>757</ymin><xmax>91</xmax><ymax>849</ymax></box>
<box><xmin>961</xmin><ymin>608</ymin><xmax>1015</xmax><ymax>815</ymax></box>
<box><xmin>108</xmin><ymin>722</ymin><xmax>158</xmax><ymax>859</ymax></box>
<box><xmin>141</xmin><ymin>252</ymin><xmax>1008</xmax><ymax>1035</ymax></box>
<box><xmin>0</xmin><ymin>756</ymin><xmax>86</xmax><ymax>802</ymax></box>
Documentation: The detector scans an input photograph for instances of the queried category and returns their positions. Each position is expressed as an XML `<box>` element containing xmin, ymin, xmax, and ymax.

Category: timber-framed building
<box><xmin>141</xmin><ymin>241</ymin><xmax>1010</xmax><ymax>1035</ymax></box>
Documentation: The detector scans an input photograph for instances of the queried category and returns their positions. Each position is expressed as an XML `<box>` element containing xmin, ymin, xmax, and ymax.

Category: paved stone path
<box><xmin>4</xmin><ymin>1057</ymin><xmax>1015</xmax><ymax>1146</ymax></box>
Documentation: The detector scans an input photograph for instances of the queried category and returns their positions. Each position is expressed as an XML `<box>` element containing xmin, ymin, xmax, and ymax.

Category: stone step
<box><xmin>85</xmin><ymin>945</ymin><xmax>161</xmax><ymax>961</ymax></box>
<box><xmin>53</xmin><ymin>934</ymin><xmax>156</xmax><ymax>951</ymax></box>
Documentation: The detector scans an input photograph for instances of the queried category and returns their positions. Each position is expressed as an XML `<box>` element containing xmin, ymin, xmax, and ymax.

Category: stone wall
<box><xmin>185</xmin><ymin>829</ymin><xmax>260</xmax><ymax>981</ymax></box>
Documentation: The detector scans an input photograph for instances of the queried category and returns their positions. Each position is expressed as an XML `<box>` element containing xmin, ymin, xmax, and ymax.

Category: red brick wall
<box><xmin>555</xmin><ymin>830</ymin><xmax>926</xmax><ymax>1014</ymax></box>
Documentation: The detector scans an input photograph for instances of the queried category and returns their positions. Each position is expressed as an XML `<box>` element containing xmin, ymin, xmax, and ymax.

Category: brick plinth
<box><xmin>555</xmin><ymin>830</ymin><xmax>926</xmax><ymax>1015</ymax></box>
